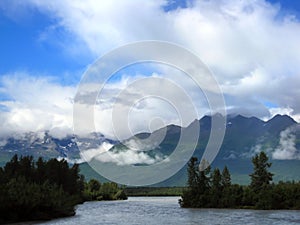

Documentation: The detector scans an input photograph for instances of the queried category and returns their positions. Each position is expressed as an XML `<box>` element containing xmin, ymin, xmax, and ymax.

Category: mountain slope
<box><xmin>0</xmin><ymin>114</ymin><xmax>299</xmax><ymax>186</ymax></box>
<box><xmin>107</xmin><ymin>114</ymin><xmax>300</xmax><ymax>186</ymax></box>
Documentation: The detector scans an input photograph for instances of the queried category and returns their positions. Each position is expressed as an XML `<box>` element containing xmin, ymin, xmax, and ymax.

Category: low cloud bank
<box><xmin>273</xmin><ymin>126</ymin><xmax>300</xmax><ymax>160</ymax></box>
<box><xmin>79</xmin><ymin>142</ymin><xmax>165</xmax><ymax>166</ymax></box>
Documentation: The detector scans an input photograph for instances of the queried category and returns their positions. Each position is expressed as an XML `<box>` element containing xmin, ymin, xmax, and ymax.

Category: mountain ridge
<box><xmin>0</xmin><ymin>114</ymin><xmax>299</xmax><ymax>186</ymax></box>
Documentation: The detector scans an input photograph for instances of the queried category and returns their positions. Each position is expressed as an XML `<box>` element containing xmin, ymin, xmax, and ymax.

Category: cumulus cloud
<box><xmin>0</xmin><ymin>70</ymin><xmax>198</xmax><ymax>140</ymax></box>
<box><xmin>11</xmin><ymin>0</ymin><xmax>299</xmax><ymax>121</ymax></box>
<box><xmin>1</xmin><ymin>0</ymin><xmax>300</xmax><ymax>141</ymax></box>
<box><xmin>272</xmin><ymin>126</ymin><xmax>300</xmax><ymax>160</ymax></box>
<box><xmin>74</xmin><ymin>67</ymin><xmax>204</xmax><ymax>139</ymax></box>
<box><xmin>0</xmin><ymin>73</ymin><xmax>75</xmax><ymax>138</ymax></box>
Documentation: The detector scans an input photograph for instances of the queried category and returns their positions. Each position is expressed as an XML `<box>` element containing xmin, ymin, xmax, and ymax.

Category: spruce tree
<box><xmin>187</xmin><ymin>157</ymin><xmax>198</xmax><ymax>191</ymax></box>
<box><xmin>250</xmin><ymin>152</ymin><xmax>274</xmax><ymax>209</ymax></box>
<box><xmin>221</xmin><ymin>166</ymin><xmax>231</xmax><ymax>188</ymax></box>
<box><xmin>221</xmin><ymin>166</ymin><xmax>232</xmax><ymax>207</ymax></box>
<box><xmin>211</xmin><ymin>168</ymin><xmax>222</xmax><ymax>207</ymax></box>
<box><xmin>180</xmin><ymin>157</ymin><xmax>199</xmax><ymax>207</ymax></box>
<box><xmin>250</xmin><ymin>152</ymin><xmax>273</xmax><ymax>192</ymax></box>
<box><xmin>196</xmin><ymin>159</ymin><xmax>211</xmax><ymax>207</ymax></box>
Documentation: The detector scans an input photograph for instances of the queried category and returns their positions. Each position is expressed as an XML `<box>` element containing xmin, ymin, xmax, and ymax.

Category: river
<box><xmin>39</xmin><ymin>197</ymin><xmax>300</xmax><ymax>225</ymax></box>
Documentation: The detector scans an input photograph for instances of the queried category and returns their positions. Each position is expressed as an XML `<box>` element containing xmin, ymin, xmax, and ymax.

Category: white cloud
<box><xmin>94</xmin><ymin>149</ymin><xmax>163</xmax><ymax>166</ymax></box>
<box><xmin>80</xmin><ymin>142</ymin><xmax>113</xmax><ymax>162</ymax></box>
<box><xmin>79</xmin><ymin>141</ymin><xmax>164</xmax><ymax>165</ymax></box>
<box><xmin>25</xmin><ymin>0</ymin><xmax>169</xmax><ymax>54</ymax></box>
<box><xmin>76</xmin><ymin>70</ymin><xmax>201</xmax><ymax>139</ymax></box>
<box><xmin>272</xmin><ymin>126</ymin><xmax>300</xmax><ymax>160</ymax></box>
<box><xmin>0</xmin><ymin>73</ymin><xmax>75</xmax><ymax>138</ymax></box>
<box><xmin>0</xmin><ymin>70</ymin><xmax>199</xmax><ymax>140</ymax></box>
<box><xmin>269</xmin><ymin>107</ymin><xmax>294</xmax><ymax>119</ymax></box>
<box><xmin>15</xmin><ymin>0</ymin><xmax>300</xmax><ymax>121</ymax></box>
<box><xmin>1</xmin><ymin>0</ymin><xmax>300</xmax><ymax>141</ymax></box>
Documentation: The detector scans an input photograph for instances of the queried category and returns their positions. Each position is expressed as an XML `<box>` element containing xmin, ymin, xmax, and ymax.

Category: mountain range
<box><xmin>0</xmin><ymin>114</ymin><xmax>299</xmax><ymax>186</ymax></box>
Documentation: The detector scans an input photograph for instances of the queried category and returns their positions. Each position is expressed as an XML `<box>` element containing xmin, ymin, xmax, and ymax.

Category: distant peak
<box><xmin>200</xmin><ymin>113</ymin><xmax>226</xmax><ymax>120</ymax></box>
<box><xmin>268</xmin><ymin>114</ymin><xmax>296</xmax><ymax>123</ymax></box>
<box><xmin>229</xmin><ymin>114</ymin><xmax>249</xmax><ymax>121</ymax></box>
<box><xmin>235</xmin><ymin>114</ymin><xmax>247</xmax><ymax>119</ymax></box>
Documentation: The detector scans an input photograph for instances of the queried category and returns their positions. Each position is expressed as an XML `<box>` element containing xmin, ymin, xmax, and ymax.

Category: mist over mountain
<box><xmin>0</xmin><ymin>114</ymin><xmax>299</xmax><ymax>185</ymax></box>
<box><xmin>0</xmin><ymin>131</ymin><xmax>115</xmax><ymax>164</ymax></box>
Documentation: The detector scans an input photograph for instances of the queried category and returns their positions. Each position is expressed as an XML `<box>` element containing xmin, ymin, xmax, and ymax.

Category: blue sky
<box><xmin>0</xmin><ymin>0</ymin><xmax>300</xmax><ymax>138</ymax></box>
<box><xmin>0</xmin><ymin>7</ymin><xmax>88</xmax><ymax>84</ymax></box>
<box><xmin>1</xmin><ymin>0</ymin><xmax>299</xmax><ymax>78</ymax></box>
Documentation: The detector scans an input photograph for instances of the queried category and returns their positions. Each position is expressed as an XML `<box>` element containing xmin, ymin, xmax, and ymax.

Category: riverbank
<box><xmin>125</xmin><ymin>186</ymin><xmax>185</xmax><ymax>196</ymax></box>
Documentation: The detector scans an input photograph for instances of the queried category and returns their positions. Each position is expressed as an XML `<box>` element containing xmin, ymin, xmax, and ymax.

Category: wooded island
<box><xmin>180</xmin><ymin>152</ymin><xmax>300</xmax><ymax>209</ymax></box>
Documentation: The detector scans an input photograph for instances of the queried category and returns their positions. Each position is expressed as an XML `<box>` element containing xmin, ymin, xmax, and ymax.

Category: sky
<box><xmin>0</xmin><ymin>0</ymin><xmax>300</xmax><ymax>139</ymax></box>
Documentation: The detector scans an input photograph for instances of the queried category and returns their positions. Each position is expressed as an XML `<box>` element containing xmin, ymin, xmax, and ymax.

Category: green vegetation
<box><xmin>125</xmin><ymin>187</ymin><xmax>185</xmax><ymax>196</ymax></box>
<box><xmin>180</xmin><ymin>152</ymin><xmax>300</xmax><ymax>209</ymax></box>
<box><xmin>0</xmin><ymin>155</ymin><xmax>127</xmax><ymax>224</ymax></box>
<box><xmin>0</xmin><ymin>155</ymin><xmax>84</xmax><ymax>224</ymax></box>
<box><xmin>83</xmin><ymin>179</ymin><xmax>127</xmax><ymax>201</ymax></box>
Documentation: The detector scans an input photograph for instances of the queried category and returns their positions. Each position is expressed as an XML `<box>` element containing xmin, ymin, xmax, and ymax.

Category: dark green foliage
<box><xmin>219</xmin><ymin>166</ymin><xmax>232</xmax><ymax>207</ymax></box>
<box><xmin>250</xmin><ymin>151</ymin><xmax>273</xmax><ymax>192</ymax></box>
<box><xmin>0</xmin><ymin>154</ymin><xmax>84</xmax><ymax>224</ymax></box>
<box><xmin>89</xmin><ymin>179</ymin><xmax>101</xmax><ymax>192</ymax></box>
<box><xmin>210</xmin><ymin>168</ymin><xmax>222</xmax><ymax>207</ymax></box>
<box><xmin>83</xmin><ymin>179</ymin><xmax>127</xmax><ymax>201</ymax></box>
<box><xmin>0</xmin><ymin>155</ymin><xmax>127</xmax><ymax>224</ymax></box>
<box><xmin>249</xmin><ymin>152</ymin><xmax>274</xmax><ymax>209</ymax></box>
<box><xmin>124</xmin><ymin>187</ymin><xmax>185</xmax><ymax>196</ymax></box>
<box><xmin>179</xmin><ymin>158</ymin><xmax>211</xmax><ymax>208</ymax></box>
<box><xmin>221</xmin><ymin>166</ymin><xmax>231</xmax><ymax>187</ymax></box>
<box><xmin>187</xmin><ymin>157</ymin><xmax>198</xmax><ymax>190</ymax></box>
<box><xmin>271</xmin><ymin>181</ymin><xmax>300</xmax><ymax>209</ymax></box>
<box><xmin>180</xmin><ymin>153</ymin><xmax>300</xmax><ymax>210</ymax></box>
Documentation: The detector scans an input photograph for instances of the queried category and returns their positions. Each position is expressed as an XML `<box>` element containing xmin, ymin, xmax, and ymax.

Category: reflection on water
<box><xmin>40</xmin><ymin>197</ymin><xmax>300</xmax><ymax>225</ymax></box>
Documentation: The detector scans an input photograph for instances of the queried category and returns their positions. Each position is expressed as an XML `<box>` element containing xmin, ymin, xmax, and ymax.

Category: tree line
<box><xmin>83</xmin><ymin>178</ymin><xmax>127</xmax><ymax>201</ymax></box>
<box><xmin>0</xmin><ymin>155</ymin><xmax>127</xmax><ymax>224</ymax></box>
<box><xmin>179</xmin><ymin>152</ymin><xmax>300</xmax><ymax>209</ymax></box>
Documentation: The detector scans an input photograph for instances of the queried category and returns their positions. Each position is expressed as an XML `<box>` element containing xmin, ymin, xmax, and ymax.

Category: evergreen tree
<box><xmin>198</xmin><ymin>159</ymin><xmax>211</xmax><ymax>192</ymax></box>
<box><xmin>221</xmin><ymin>166</ymin><xmax>231</xmax><ymax>188</ymax></box>
<box><xmin>220</xmin><ymin>166</ymin><xmax>232</xmax><ymax>207</ymax></box>
<box><xmin>187</xmin><ymin>157</ymin><xmax>198</xmax><ymax>191</ymax></box>
<box><xmin>0</xmin><ymin>154</ymin><xmax>127</xmax><ymax>224</ymax></box>
<box><xmin>210</xmin><ymin>168</ymin><xmax>222</xmax><ymax>207</ymax></box>
<box><xmin>242</xmin><ymin>186</ymin><xmax>255</xmax><ymax>207</ymax></box>
<box><xmin>180</xmin><ymin>157</ymin><xmax>200</xmax><ymax>207</ymax></box>
<box><xmin>250</xmin><ymin>151</ymin><xmax>273</xmax><ymax>192</ymax></box>
<box><xmin>19</xmin><ymin>155</ymin><xmax>34</xmax><ymax>180</ymax></box>
<box><xmin>180</xmin><ymin>154</ymin><xmax>300</xmax><ymax>210</ymax></box>
<box><xmin>196</xmin><ymin>159</ymin><xmax>211</xmax><ymax>207</ymax></box>
<box><xmin>35</xmin><ymin>157</ymin><xmax>46</xmax><ymax>183</ymax></box>
<box><xmin>4</xmin><ymin>154</ymin><xmax>20</xmax><ymax>179</ymax></box>
<box><xmin>249</xmin><ymin>152</ymin><xmax>274</xmax><ymax>209</ymax></box>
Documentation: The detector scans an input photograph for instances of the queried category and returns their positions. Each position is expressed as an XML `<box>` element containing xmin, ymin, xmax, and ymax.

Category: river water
<box><xmin>39</xmin><ymin>197</ymin><xmax>300</xmax><ymax>225</ymax></box>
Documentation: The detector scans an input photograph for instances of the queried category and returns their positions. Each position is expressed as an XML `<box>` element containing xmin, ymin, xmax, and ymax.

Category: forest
<box><xmin>0</xmin><ymin>155</ymin><xmax>127</xmax><ymax>224</ymax></box>
<box><xmin>180</xmin><ymin>152</ymin><xmax>300</xmax><ymax>209</ymax></box>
